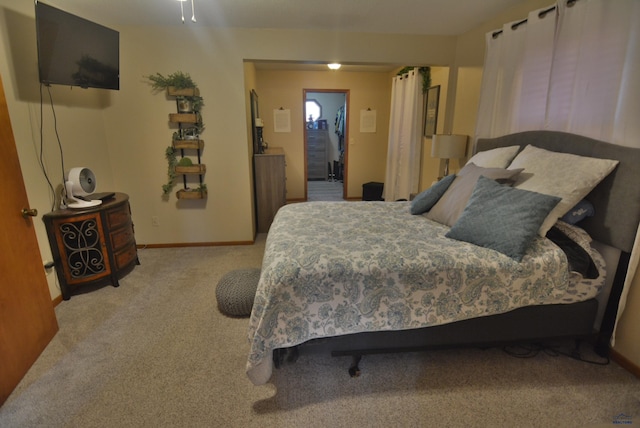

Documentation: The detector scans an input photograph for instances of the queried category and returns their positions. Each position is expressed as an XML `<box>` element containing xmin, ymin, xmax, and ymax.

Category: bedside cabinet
<box><xmin>43</xmin><ymin>193</ymin><xmax>139</xmax><ymax>300</ymax></box>
<box><xmin>254</xmin><ymin>148</ymin><xmax>286</xmax><ymax>233</ymax></box>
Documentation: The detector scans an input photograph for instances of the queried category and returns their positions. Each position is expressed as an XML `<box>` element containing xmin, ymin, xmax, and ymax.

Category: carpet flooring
<box><xmin>307</xmin><ymin>180</ymin><xmax>344</xmax><ymax>201</ymax></box>
<box><xmin>1</xmin><ymin>237</ymin><xmax>639</xmax><ymax>427</ymax></box>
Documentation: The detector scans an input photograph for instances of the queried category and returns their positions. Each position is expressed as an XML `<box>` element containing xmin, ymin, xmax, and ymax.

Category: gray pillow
<box><xmin>445</xmin><ymin>176</ymin><xmax>561</xmax><ymax>262</ymax></box>
<box><xmin>426</xmin><ymin>163</ymin><xmax>524</xmax><ymax>226</ymax></box>
<box><xmin>410</xmin><ymin>174</ymin><xmax>456</xmax><ymax>215</ymax></box>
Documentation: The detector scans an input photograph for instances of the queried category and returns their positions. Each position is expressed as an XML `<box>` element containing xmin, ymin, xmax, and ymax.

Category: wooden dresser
<box><xmin>42</xmin><ymin>193</ymin><xmax>138</xmax><ymax>300</ymax></box>
<box><xmin>306</xmin><ymin>129</ymin><xmax>329</xmax><ymax>180</ymax></box>
<box><xmin>254</xmin><ymin>147</ymin><xmax>286</xmax><ymax>233</ymax></box>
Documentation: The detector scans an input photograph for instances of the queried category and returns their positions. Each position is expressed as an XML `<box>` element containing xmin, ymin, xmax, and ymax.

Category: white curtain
<box><xmin>475</xmin><ymin>0</ymin><xmax>640</xmax><ymax>344</ymax></box>
<box><xmin>547</xmin><ymin>0</ymin><xmax>640</xmax><ymax>344</ymax></box>
<box><xmin>546</xmin><ymin>0</ymin><xmax>640</xmax><ymax>147</ymax></box>
<box><xmin>384</xmin><ymin>68</ymin><xmax>423</xmax><ymax>202</ymax></box>
<box><xmin>476</xmin><ymin>5</ymin><xmax>557</xmax><ymax>138</ymax></box>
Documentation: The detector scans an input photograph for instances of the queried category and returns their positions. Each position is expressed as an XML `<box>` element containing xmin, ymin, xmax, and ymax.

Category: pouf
<box><xmin>216</xmin><ymin>268</ymin><xmax>261</xmax><ymax>316</ymax></box>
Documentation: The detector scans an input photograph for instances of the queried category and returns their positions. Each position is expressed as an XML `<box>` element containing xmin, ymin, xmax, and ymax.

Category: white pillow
<box><xmin>508</xmin><ymin>145</ymin><xmax>618</xmax><ymax>236</ymax></box>
<box><xmin>425</xmin><ymin>163</ymin><xmax>523</xmax><ymax>227</ymax></box>
<box><xmin>466</xmin><ymin>145</ymin><xmax>521</xmax><ymax>168</ymax></box>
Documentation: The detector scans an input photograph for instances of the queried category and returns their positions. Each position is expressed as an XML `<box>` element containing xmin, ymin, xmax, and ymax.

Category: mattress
<box><xmin>246</xmin><ymin>201</ymin><xmax>605</xmax><ymax>385</ymax></box>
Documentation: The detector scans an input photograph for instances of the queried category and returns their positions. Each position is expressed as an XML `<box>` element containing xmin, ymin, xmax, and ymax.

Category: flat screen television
<box><xmin>35</xmin><ymin>1</ymin><xmax>119</xmax><ymax>90</ymax></box>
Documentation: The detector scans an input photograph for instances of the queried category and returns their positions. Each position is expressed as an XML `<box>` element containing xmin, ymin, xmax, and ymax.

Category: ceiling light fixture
<box><xmin>327</xmin><ymin>63</ymin><xmax>342</xmax><ymax>70</ymax></box>
<box><xmin>177</xmin><ymin>0</ymin><xmax>196</xmax><ymax>23</ymax></box>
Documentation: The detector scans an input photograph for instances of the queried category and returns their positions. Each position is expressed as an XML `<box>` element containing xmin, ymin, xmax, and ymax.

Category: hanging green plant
<box><xmin>397</xmin><ymin>66</ymin><xmax>431</xmax><ymax>94</ymax></box>
<box><xmin>148</xmin><ymin>71</ymin><xmax>206</xmax><ymax>200</ymax></box>
<box><xmin>144</xmin><ymin>71</ymin><xmax>197</xmax><ymax>92</ymax></box>
<box><xmin>162</xmin><ymin>146</ymin><xmax>178</xmax><ymax>196</ymax></box>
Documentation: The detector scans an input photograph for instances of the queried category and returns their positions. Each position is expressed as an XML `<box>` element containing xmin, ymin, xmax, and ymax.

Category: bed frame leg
<box><xmin>273</xmin><ymin>347</ymin><xmax>299</xmax><ymax>369</ymax></box>
<box><xmin>348</xmin><ymin>355</ymin><xmax>362</xmax><ymax>377</ymax></box>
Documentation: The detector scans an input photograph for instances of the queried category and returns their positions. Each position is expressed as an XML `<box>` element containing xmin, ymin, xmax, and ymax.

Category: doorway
<box><xmin>303</xmin><ymin>89</ymin><xmax>348</xmax><ymax>201</ymax></box>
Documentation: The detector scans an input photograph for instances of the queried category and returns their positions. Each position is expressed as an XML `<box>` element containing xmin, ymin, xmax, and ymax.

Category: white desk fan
<box><xmin>65</xmin><ymin>167</ymin><xmax>102</xmax><ymax>209</ymax></box>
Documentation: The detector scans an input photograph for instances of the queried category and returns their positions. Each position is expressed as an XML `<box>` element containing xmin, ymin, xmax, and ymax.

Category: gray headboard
<box><xmin>476</xmin><ymin>130</ymin><xmax>640</xmax><ymax>253</ymax></box>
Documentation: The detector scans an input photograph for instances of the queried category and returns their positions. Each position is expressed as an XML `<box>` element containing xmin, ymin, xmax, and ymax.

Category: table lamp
<box><xmin>431</xmin><ymin>134</ymin><xmax>468</xmax><ymax>177</ymax></box>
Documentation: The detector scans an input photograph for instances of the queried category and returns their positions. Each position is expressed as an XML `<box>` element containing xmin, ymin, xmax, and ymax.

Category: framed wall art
<box><xmin>424</xmin><ymin>85</ymin><xmax>440</xmax><ymax>137</ymax></box>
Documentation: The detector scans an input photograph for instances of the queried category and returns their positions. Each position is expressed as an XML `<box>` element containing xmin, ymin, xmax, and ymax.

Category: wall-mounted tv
<box><xmin>35</xmin><ymin>1</ymin><xmax>120</xmax><ymax>90</ymax></box>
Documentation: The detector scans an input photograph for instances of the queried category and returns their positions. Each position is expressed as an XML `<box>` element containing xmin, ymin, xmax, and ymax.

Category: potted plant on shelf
<box><xmin>176</xmin><ymin>183</ymin><xmax>207</xmax><ymax>200</ymax></box>
<box><xmin>147</xmin><ymin>71</ymin><xmax>206</xmax><ymax>200</ymax></box>
<box><xmin>144</xmin><ymin>71</ymin><xmax>203</xmax><ymax>112</ymax></box>
<box><xmin>145</xmin><ymin>71</ymin><xmax>196</xmax><ymax>91</ymax></box>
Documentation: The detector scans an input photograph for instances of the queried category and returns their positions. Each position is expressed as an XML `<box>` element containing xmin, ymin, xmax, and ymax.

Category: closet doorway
<box><xmin>303</xmin><ymin>89</ymin><xmax>349</xmax><ymax>201</ymax></box>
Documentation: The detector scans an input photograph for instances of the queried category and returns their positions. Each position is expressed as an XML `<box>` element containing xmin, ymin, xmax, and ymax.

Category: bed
<box><xmin>246</xmin><ymin>130</ymin><xmax>640</xmax><ymax>386</ymax></box>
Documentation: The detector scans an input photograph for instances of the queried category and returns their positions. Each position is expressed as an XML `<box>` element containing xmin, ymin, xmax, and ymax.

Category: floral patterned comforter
<box><xmin>246</xmin><ymin>201</ymin><xmax>605</xmax><ymax>385</ymax></box>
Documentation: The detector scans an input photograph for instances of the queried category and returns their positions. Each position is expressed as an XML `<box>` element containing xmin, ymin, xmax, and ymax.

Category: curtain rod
<box><xmin>490</xmin><ymin>0</ymin><xmax>577</xmax><ymax>39</ymax></box>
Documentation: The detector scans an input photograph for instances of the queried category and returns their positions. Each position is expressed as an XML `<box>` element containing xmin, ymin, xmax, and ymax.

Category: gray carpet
<box><xmin>308</xmin><ymin>180</ymin><xmax>344</xmax><ymax>201</ymax></box>
<box><xmin>1</xmin><ymin>236</ymin><xmax>639</xmax><ymax>427</ymax></box>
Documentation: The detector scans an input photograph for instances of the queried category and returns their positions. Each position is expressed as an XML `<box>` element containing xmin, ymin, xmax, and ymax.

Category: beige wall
<box><xmin>0</xmin><ymin>0</ymin><xmax>456</xmax><ymax>299</ymax></box>
<box><xmin>1</xmin><ymin>0</ymin><xmax>637</xmax><ymax>368</ymax></box>
<box><xmin>615</xmin><ymin>266</ymin><xmax>640</xmax><ymax>365</ymax></box>
<box><xmin>0</xmin><ymin>2</ymin><xmax>117</xmax><ymax>298</ymax></box>
<box><xmin>255</xmin><ymin>69</ymin><xmax>392</xmax><ymax>200</ymax></box>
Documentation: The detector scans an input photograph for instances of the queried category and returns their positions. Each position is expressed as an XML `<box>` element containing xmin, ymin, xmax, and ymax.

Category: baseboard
<box><xmin>138</xmin><ymin>240</ymin><xmax>254</xmax><ymax>249</ymax></box>
<box><xmin>610</xmin><ymin>348</ymin><xmax>640</xmax><ymax>379</ymax></box>
<box><xmin>52</xmin><ymin>294</ymin><xmax>63</xmax><ymax>307</ymax></box>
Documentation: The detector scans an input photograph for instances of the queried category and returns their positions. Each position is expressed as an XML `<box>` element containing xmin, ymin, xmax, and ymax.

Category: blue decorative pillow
<box><xmin>560</xmin><ymin>199</ymin><xmax>595</xmax><ymax>224</ymax></box>
<box><xmin>446</xmin><ymin>176</ymin><xmax>561</xmax><ymax>261</ymax></box>
<box><xmin>410</xmin><ymin>174</ymin><xmax>456</xmax><ymax>215</ymax></box>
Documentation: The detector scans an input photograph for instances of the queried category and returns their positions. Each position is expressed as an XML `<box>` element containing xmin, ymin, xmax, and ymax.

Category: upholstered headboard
<box><xmin>476</xmin><ymin>130</ymin><xmax>640</xmax><ymax>253</ymax></box>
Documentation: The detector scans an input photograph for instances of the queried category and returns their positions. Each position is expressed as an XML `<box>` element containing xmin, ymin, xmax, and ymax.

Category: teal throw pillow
<box><xmin>445</xmin><ymin>176</ymin><xmax>561</xmax><ymax>261</ymax></box>
<box><xmin>410</xmin><ymin>174</ymin><xmax>456</xmax><ymax>215</ymax></box>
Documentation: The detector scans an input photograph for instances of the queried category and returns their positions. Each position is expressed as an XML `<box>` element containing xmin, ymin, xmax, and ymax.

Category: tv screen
<box><xmin>35</xmin><ymin>1</ymin><xmax>119</xmax><ymax>90</ymax></box>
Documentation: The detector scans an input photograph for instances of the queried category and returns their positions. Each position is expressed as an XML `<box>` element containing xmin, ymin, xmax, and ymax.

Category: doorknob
<box><xmin>21</xmin><ymin>208</ymin><xmax>38</xmax><ymax>217</ymax></box>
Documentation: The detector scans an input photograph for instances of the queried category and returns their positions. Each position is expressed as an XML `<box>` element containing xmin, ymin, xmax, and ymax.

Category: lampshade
<box><xmin>431</xmin><ymin>134</ymin><xmax>468</xmax><ymax>159</ymax></box>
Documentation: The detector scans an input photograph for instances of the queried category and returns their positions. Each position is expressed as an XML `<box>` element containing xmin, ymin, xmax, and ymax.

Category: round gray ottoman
<box><xmin>216</xmin><ymin>268</ymin><xmax>261</xmax><ymax>317</ymax></box>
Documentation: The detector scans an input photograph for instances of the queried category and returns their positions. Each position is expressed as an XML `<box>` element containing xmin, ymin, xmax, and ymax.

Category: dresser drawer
<box><xmin>110</xmin><ymin>225</ymin><xmax>135</xmax><ymax>251</ymax></box>
<box><xmin>107</xmin><ymin>203</ymin><xmax>131</xmax><ymax>229</ymax></box>
<box><xmin>115</xmin><ymin>244</ymin><xmax>137</xmax><ymax>270</ymax></box>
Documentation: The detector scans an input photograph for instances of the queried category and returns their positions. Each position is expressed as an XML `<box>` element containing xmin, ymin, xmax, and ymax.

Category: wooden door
<box><xmin>0</xmin><ymin>73</ymin><xmax>58</xmax><ymax>405</ymax></box>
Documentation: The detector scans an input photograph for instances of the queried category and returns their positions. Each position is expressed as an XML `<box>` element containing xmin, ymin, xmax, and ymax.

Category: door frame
<box><xmin>302</xmin><ymin>89</ymin><xmax>349</xmax><ymax>200</ymax></box>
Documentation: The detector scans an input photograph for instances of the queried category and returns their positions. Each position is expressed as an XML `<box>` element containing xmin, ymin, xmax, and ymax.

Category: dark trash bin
<box><xmin>362</xmin><ymin>182</ymin><xmax>384</xmax><ymax>201</ymax></box>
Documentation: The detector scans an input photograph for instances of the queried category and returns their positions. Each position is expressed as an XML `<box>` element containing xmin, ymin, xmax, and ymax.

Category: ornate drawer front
<box><xmin>110</xmin><ymin>225</ymin><xmax>135</xmax><ymax>251</ymax></box>
<box><xmin>54</xmin><ymin>215</ymin><xmax>111</xmax><ymax>284</ymax></box>
<box><xmin>107</xmin><ymin>203</ymin><xmax>131</xmax><ymax>228</ymax></box>
<box><xmin>115</xmin><ymin>244</ymin><xmax>137</xmax><ymax>270</ymax></box>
